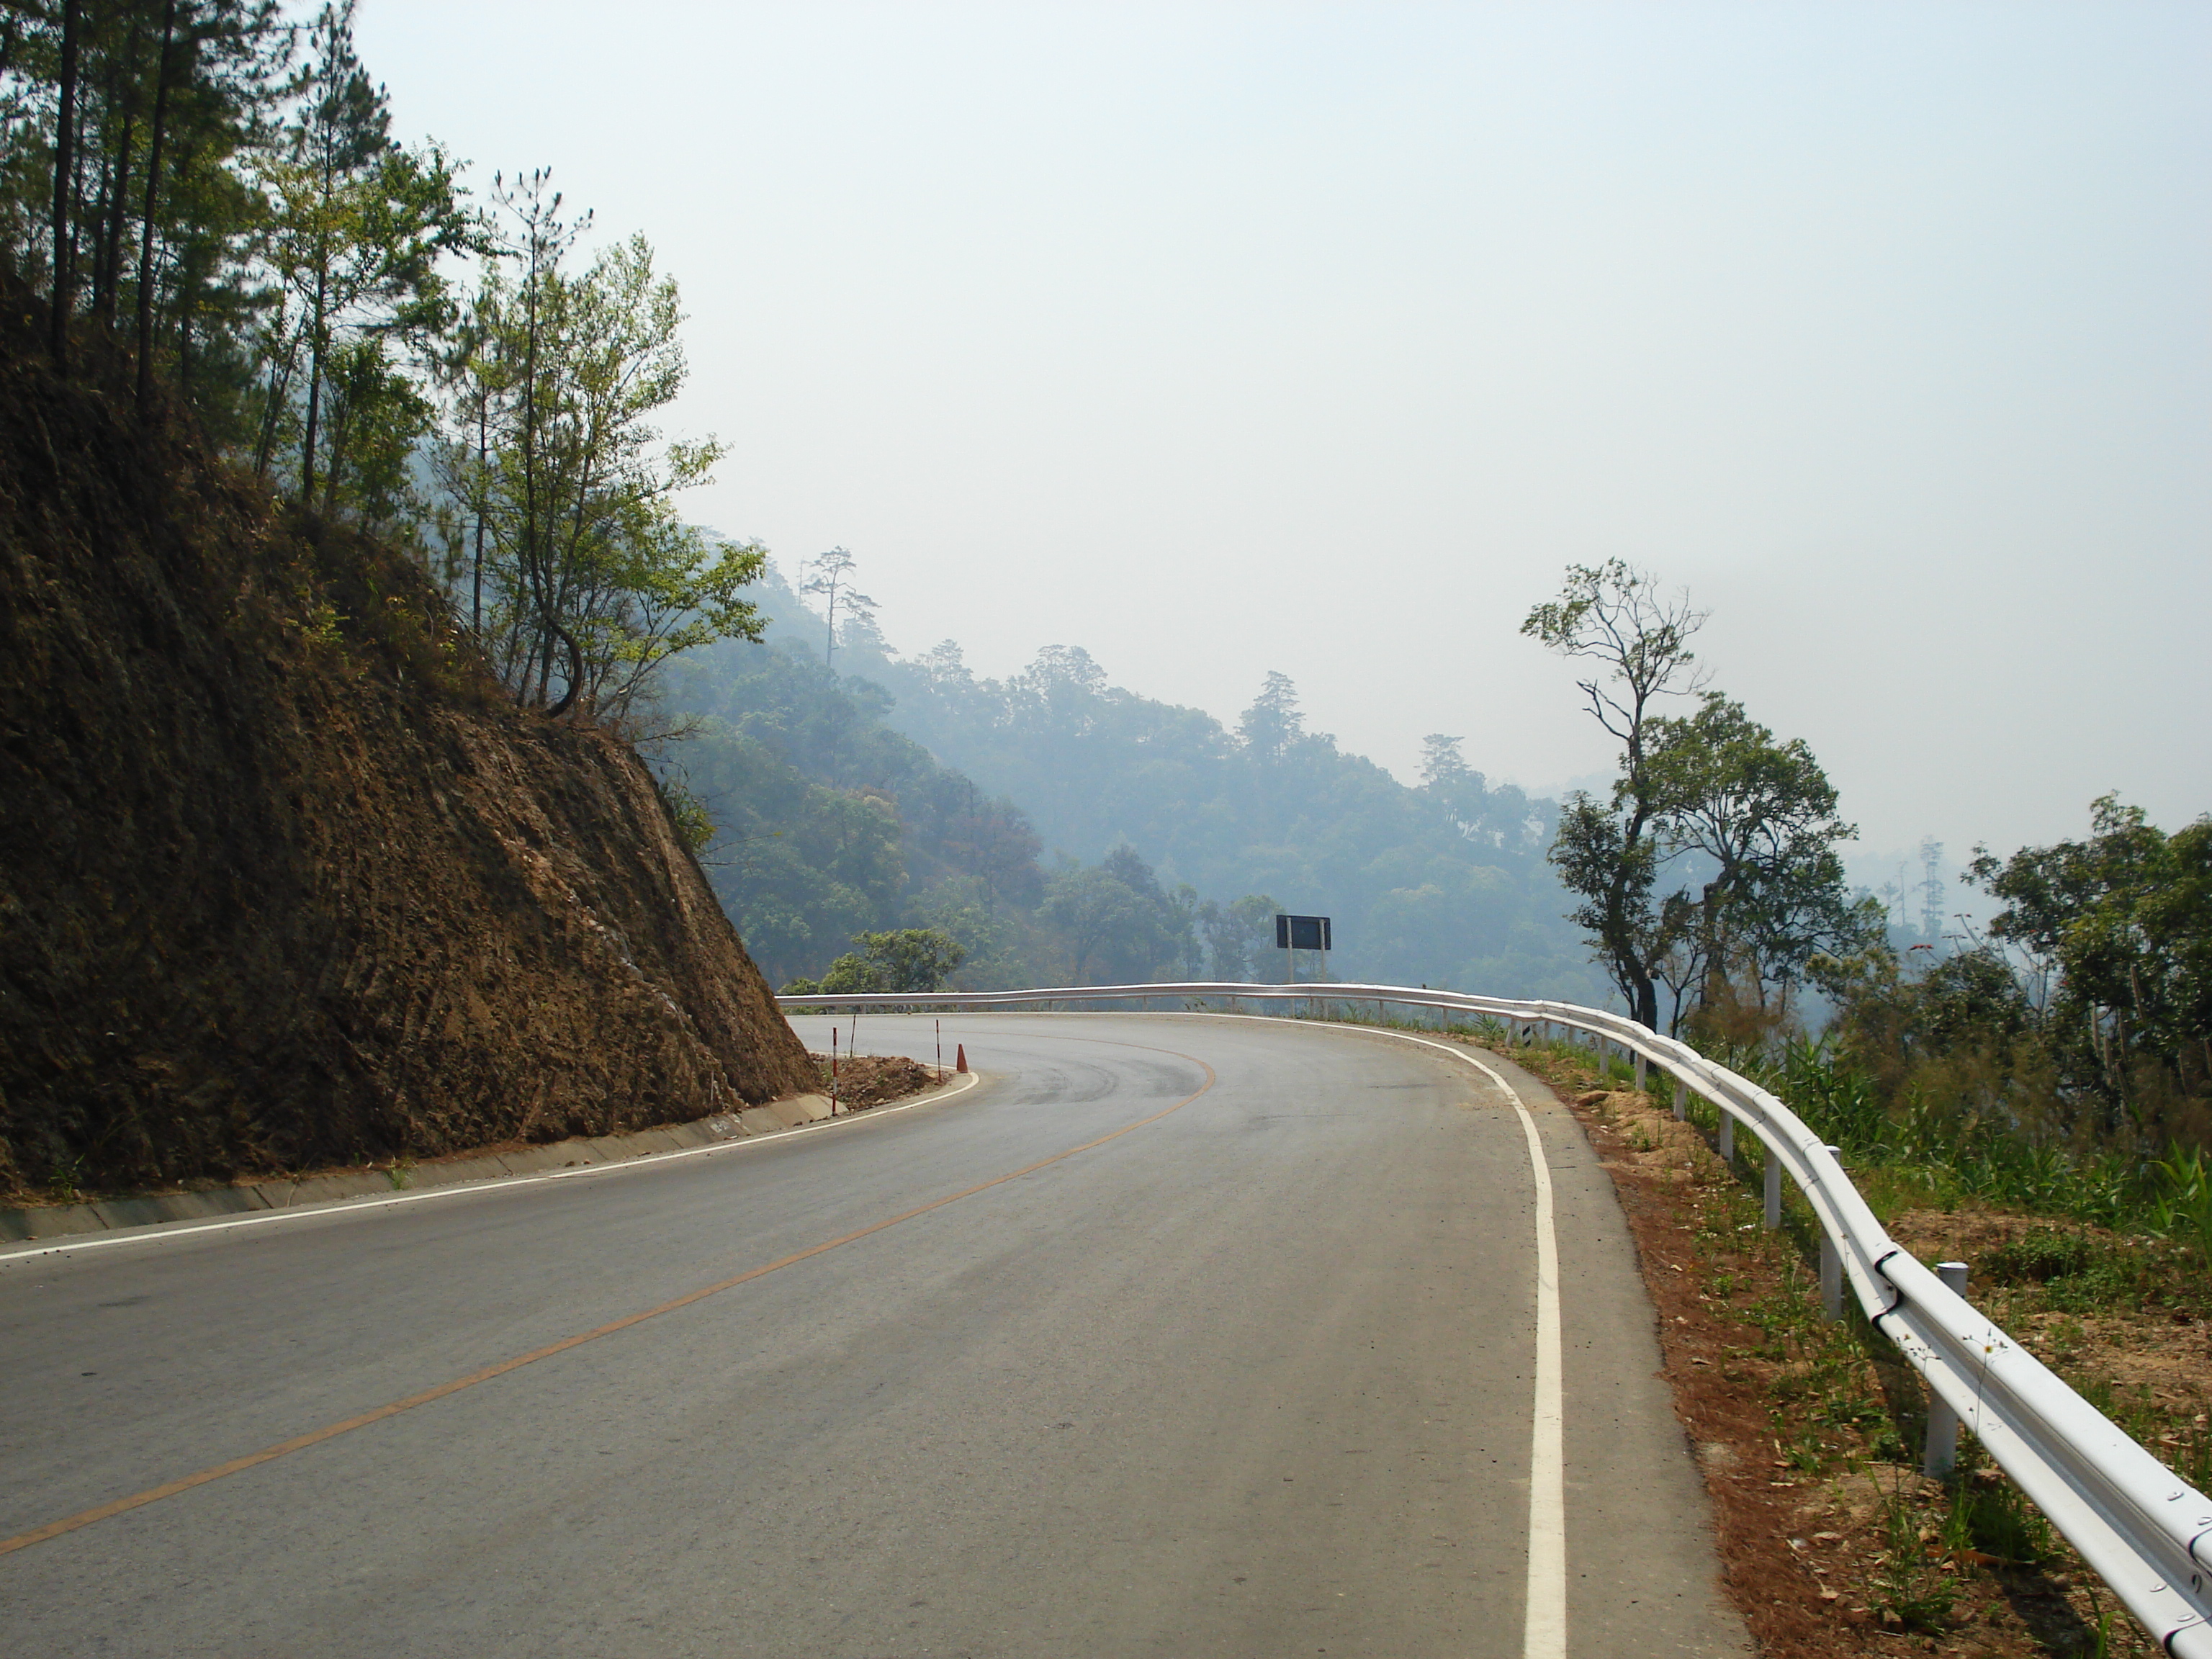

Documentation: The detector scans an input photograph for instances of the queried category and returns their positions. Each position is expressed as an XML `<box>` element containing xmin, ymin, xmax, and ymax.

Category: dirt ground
<box><xmin>1493</xmin><ymin>1038</ymin><xmax>2207</xmax><ymax>1659</ymax></box>
<box><xmin>811</xmin><ymin>1052</ymin><xmax>943</xmax><ymax>1112</ymax></box>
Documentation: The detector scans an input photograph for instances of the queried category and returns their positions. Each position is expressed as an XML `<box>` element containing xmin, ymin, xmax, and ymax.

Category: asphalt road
<box><xmin>0</xmin><ymin>1013</ymin><xmax>1749</xmax><ymax>1658</ymax></box>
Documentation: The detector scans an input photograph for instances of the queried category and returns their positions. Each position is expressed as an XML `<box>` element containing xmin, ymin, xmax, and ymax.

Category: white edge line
<box><xmin>0</xmin><ymin>1069</ymin><xmax>984</xmax><ymax>1267</ymax></box>
<box><xmin>804</xmin><ymin>1000</ymin><xmax>1570</xmax><ymax>1649</ymax></box>
<box><xmin>1298</xmin><ymin>1021</ymin><xmax>1569</xmax><ymax>1659</ymax></box>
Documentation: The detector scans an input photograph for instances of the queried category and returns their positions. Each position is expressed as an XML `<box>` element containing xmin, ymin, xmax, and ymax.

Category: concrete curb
<box><xmin>0</xmin><ymin>1074</ymin><xmax>974</xmax><ymax>1256</ymax></box>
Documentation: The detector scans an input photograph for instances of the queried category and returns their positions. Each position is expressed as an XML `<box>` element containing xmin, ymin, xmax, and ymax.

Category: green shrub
<box><xmin>1982</xmin><ymin>1228</ymin><xmax>2097</xmax><ymax>1285</ymax></box>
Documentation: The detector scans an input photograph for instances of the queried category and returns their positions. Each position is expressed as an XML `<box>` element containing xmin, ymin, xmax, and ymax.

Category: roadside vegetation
<box><xmin>1291</xmin><ymin>678</ymin><xmax>2208</xmax><ymax>1655</ymax></box>
<box><xmin>1497</xmin><ymin>559</ymin><xmax>2210</xmax><ymax>1653</ymax></box>
<box><xmin>1529</xmin><ymin>1029</ymin><xmax>2204</xmax><ymax>1658</ymax></box>
<box><xmin>1275</xmin><ymin>999</ymin><xmax>2201</xmax><ymax>1656</ymax></box>
<box><xmin>1520</xmin><ymin>559</ymin><xmax>1887</xmax><ymax>1040</ymax></box>
<box><xmin>1517</xmin><ymin>561</ymin><xmax>2208</xmax><ymax>1197</ymax></box>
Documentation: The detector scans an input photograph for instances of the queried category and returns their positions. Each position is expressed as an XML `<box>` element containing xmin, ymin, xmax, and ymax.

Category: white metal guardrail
<box><xmin>780</xmin><ymin>979</ymin><xmax>2212</xmax><ymax>1655</ymax></box>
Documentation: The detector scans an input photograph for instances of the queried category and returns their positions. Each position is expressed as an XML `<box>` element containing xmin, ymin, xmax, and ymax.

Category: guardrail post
<box><xmin>1719</xmin><ymin>1111</ymin><xmax>1734</xmax><ymax>1160</ymax></box>
<box><xmin>1635</xmin><ymin>1052</ymin><xmax>1647</xmax><ymax>1092</ymax></box>
<box><xmin>1763</xmin><ymin>1149</ymin><xmax>1781</xmax><ymax>1229</ymax></box>
<box><xmin>1819</xmin><ymin>1147</ymin><xmax>1843</xmax><ymax>1320</ymax></box>
<box><xmin>1672</xmin><ymin>1078</ymin><xmax>1686</xmax><ymax>1122</ymax></box>
<box><xmin>1923</xmin><ymin>1262</ymin><xmax>1970</xmax><ymax>1476</ymax></box>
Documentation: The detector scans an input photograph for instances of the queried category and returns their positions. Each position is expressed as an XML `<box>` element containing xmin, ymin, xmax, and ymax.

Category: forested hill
<box><xmin>664</xmin><ymin>559</ymin><xmax>1611</xmax><ymax>1003</ymax></box>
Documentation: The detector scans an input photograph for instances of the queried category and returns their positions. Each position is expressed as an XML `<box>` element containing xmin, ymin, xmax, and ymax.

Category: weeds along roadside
<box><xmin>1534</xmin><ymin>1034</ymin><xmax>2205</xmax><ymax>1658</ymax></box>
<box><xmin>1287</xmin><ymin>1004</ymin><xmax>2205</xmax><ymax>1657</ymax></box>
<box><xmin>1712</xmin><ymin>1035</ymin><xmax>2212</xmax><ymax>1267</ymax></box>
<box><xmin>1677</xmin><ymin>1029</ymin><xmax>2212</xmax><ymax>1514</ymax></box>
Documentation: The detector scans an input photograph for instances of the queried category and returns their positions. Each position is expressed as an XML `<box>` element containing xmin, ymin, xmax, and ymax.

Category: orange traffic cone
<box><xmin>955</xmin><ymin>1043</ymin><xmax>968</xmax><ymax>1074</ymax></box>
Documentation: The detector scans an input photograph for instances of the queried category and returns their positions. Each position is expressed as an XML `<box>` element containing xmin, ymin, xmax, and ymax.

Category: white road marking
<box><xmin>1314</xmin><ymin>1025</ymin><xmax>1569</xmax><ymax>1659</ymax></box>
<box><xmin>17</xmin><ymin>1009</ymin><xmax>1573</xmax><ymax>1657</ymax></box>
<box><xmin>0</xmin><ymin>1071</ymin><xmax>981</xmax><ymax>1267</ymax></box>
<box><xmin>799</xmin><ymin>1007</ymin><xmax>1573</xmax><ymax>1655</ymax></box>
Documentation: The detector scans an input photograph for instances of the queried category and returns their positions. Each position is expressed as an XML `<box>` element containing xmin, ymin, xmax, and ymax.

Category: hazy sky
<box><xmin>359</xmin><ymin>1</ymin><xmax>2209</xmax><ymax>864</ymax></box>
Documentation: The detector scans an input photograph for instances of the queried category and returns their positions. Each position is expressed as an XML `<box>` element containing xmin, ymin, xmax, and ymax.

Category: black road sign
<box><xmin>1274</xmin><ymin>914</ymin><xmax>1331</xmax><ymax>952</ymax></box>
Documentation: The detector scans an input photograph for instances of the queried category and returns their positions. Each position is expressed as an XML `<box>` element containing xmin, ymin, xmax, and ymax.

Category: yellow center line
<box><xmin>1</xmin><ymin>1046</ymin><xmax>1217</xmax><ymax>1558</ymax></box>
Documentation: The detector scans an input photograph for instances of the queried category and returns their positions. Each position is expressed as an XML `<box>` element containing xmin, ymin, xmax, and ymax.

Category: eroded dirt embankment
<box><xmin>0</xmin><ymin>312</ymin><xmax>813</xmax><ymax>1200</ymax></box>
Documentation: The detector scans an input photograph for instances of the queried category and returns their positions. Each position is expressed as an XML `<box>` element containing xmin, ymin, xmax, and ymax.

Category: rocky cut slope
<box><xmin>0</xmin><ymin>308</ymin><xmax>814</xmax><ymax>1200</ymax></box>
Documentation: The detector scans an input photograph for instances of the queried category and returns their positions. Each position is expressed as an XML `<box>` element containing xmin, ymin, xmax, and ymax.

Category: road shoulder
<box><xmin>1473</xmin><ymin>1043</ymin><xmax>1758</xmax><ymax>1658</ymax></box>
<box><xmin>0</xmin><ymin>1069</ymin><xmax>976</xmax><ymax>1260</ymax></box>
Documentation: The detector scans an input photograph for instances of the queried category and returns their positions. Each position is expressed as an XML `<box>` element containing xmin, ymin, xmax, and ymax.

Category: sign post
<box><xmin>1274</xmin><ymin>914</ymin><xmax>1333</xmax><ymax>1015</ymax></box>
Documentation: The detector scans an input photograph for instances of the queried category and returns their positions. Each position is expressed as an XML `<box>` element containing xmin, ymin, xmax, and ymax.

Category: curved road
<box><xmin>0</xmin><ymin>1014</ymin><xmax>1747</xmax><ymax>1657</ymax></box>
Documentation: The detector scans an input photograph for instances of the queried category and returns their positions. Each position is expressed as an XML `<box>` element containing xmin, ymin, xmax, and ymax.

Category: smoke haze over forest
<box><xmin>354</xmin><ymin>0</ymin><xmax>2211</xmax><ymax>867</ymax></box>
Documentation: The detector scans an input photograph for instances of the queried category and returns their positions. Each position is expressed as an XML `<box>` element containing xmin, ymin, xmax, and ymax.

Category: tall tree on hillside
<box><xmin>48</xmin><ymin>0</ymin><xmax>79</xmax><ymax>364</ymax></box>
<box><xmin>1523</xmin><ymin>560</ymin><xmax>1708</xmax><ymax>1028</ymax></box>
<box><xmin>2</xmin><ymin>0</ymin><xmax>287</xmax><ymax>390</ymax></box>
<box><xmin>131</xmin><ymin>0</ymin><xmax>180</xmax><ymax>410</ymax></box>
<box><xmin>1040</xmin><ymin>862</ymin><xmax>1148</xmax><ymax>984</ymax></box>
<box><xmin>799</xmin><ymin>547</ymin><xmax>876</xmax><ymax>673</ymax></box>
<box><xmin>1195</xmin><ymin>892</ymin><xmax>1280</xmax><ymax>979</ymax></box>
<box><xmin>1419</xmin><ymin>733</ymin><xmax>1472</xmax><ymax>790</ymax></box>
<box><xmin>135</xmin><ymin>0</ymin><xmax>291</xmax><ymax>419</ymax></box>
<box><xmin>251</xmin><ymin>1</ymin><xmax>464</xmax><ymax>500</ymax></box>
<box><xmin>448</xmin><ymin>175</ymin><xmax>765</xmax><ymax>719</ymax></box>
<box><xmin>1012</xmin><ymin>644</ymin><xmax>1108</xmax><ymax>709</ymax></box>
<box><xmin>1918</xmin><ymin>836</ymin><xmax>1947</xmax><ymax>944</ymax></box>
<box><xmin>1238</xmin><ymin>671</ymin><xmax>1303</xmax><ymax>762</ymax></box>
<box><xmin>1972</xmin><ymin>797</ymin><xmax>2212</xmax><ymax>1129</ymax></box>
<box><xmin>431</xmin><ymin>284</ymin><xmax>507</xmax><ymax>635</ymax></box>
<box><xmin>1420</xmin><ymin>734</ymin><xmax>1488</xmax><ymax>835</ymax></box>
<box><xmin>1419</xmin><ymin>733</ymin><xmax>1547</xmax><ymax>857</ymax></box>
<box><xmin>1040</xmin><ymin>846</ymin><xmax>1192</xmax><ymax>984</ymax></box>
<box><xmin>1640</xmin><ymin>693</ymin><xmax>1879</xmax><ymax>1032</ymax></box>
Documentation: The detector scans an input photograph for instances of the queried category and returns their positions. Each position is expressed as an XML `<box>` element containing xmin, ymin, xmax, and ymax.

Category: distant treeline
<box><xmin>661</xmin><ymin>559</ymin><xmax>1614</xmax><ymax>1001</ymax></box>
<box><xmin>660</xmin><ymin>615</ymin><xmax>1278</xmax><ymax>992</ymax></box>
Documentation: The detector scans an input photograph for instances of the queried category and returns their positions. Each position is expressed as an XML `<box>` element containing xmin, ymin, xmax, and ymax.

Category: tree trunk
<box><xmin>252</xmin><ymin>345</ymin><xmax>295</xmax><ymax>480</ymax></box>
<box><xmin>97</xmin><ymin>12</ymin><xmax>143</xmax><ymax>325</ymax></box>
<box><xmin>135</xmin><ymin>0</ymin><xmax>179</xmax><ymax>415</ymax></box>
<box><xmin>322</xmin><ymin>403</ymin><xmax>347</xmax><ymax>514</ymax></box>
<box><xmin>1606</xmin><ymin>796</ymin><xmax>1659</xmax><ymax>1033</ymax></box>
<box><xmin>544</xmin><ymin>619</ymin><xmax>585</xmax><ymax>719</ymax></box>
<box><xmin>87</xmin><ymin>151</ymin><xmax>114</xmax><ymax>320</ymax></box>
<box><xmin>100</xmin><ymin>134</ymin><xmax>132</xmax><ymax>321</ymax></box>
<box><xmin>300</xmin><ymin>264</ymin><xmax>328</xmax><ymax>502</ymax></box>
<box><xmin>470</xmin><ymin>397</ymin><xmax>487</xmax><ymax>635</ymax></box>
<box><xmin>49</xmin><ymin>0</ymin><xmax>80</xmax><ymax>367</ymax></box>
